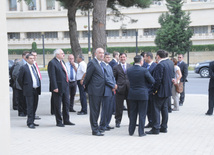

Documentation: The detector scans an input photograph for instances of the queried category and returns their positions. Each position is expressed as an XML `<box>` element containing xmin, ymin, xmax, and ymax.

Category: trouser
<box><xmin>207</xmin><ymin>86</ymin><xmax>214</xmax><ymax>114</ymax></box>
<box><xmin>69</xmin><ymin>81</ymin><xmax>77</xmax><ymax>110</ymax></box>
<box><xmin>172</xmin><ymin>85</ymin><xmax>179</xmax><ymax>110</ymax></box>
<box><xmin>12</xmin><ymin>87</ymin><xmax>19</xmax><ymax>110</ymax></box>
<box><xmin>17</xmin><ymin>89</ymin><xmax>27</xmax><ymax>115</ymax></box>
<box><xmin>147</xmin><ymin>94</ymin><xmax>154</xmax><ymax>126</ymax></box>
<box><xmin>77</xmin><ymin>80</ymin><xmax>87</xmax><ymax>113</ymax></box>
<box><xmin>179</xmin><ymin>82</ymin><xmax>185</xmax><ymax>104</ymax></box>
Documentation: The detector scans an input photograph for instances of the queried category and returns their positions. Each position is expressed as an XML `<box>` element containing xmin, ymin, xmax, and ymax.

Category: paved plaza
<box><xmin>10</xmin><ymin>93</ymin><xmax>214</xmax><ymax>155</ymax></box>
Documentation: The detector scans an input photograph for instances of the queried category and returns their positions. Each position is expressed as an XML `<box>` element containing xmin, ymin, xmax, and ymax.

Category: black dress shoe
<box><xmin>129</xmin><ymin>133</ymin><xmax>133</xmax><ymax>136</ymax></box>
<box><xmin>92</xmin><ymin>131</ymin><xmax>104</xmax><ymax>136</ymax></box>
<box><xmin>160</xmin><ymin>128</ymin><xmax>167</xmax><ymax>133</ymax></box>
<box><xmin>205</xmin><ymin>113</ymin><xmax>213</xmax><ymax>116</ymax></box>
<box><xmin>116</xmin><ymin>123</ymin><xmax>120</xmax><ymax>128</ymax></box>
<box><xmin>107</xmin><ymin>126</ymin><xmax>114</xmax><ymax>130</ymax></box>
<box><xmin>19</xmin><ymin>113</ymin><xmax>26</xmax><ymax>117</ymax></box>
<box><xmin>145</xmin><ymin>129</ymin><xmax>159</xmax><ymax>135</ymax></box>
<box><xmin>34</xmin><ymin>116</ymin><xmax>41</xmax><ymax>120</ymax></box>
<box><xmin>28</xmin><ymin>124</ymin><xmax>35</xmax><ymax>129</ymax></box>
<box><xmin>139</xmin><ymin>133</ymin><xmax>146</xmax><ymax>137</ymax></box>
<box><xmin>33</xmin><ymin>123</ymin><xmax>39</xmax><ymax>126</ymax></box>
<box><xmin>145</xmin><ymin>124</ymin><xmax>152</xmax><ymax>128</ymax></box>
<box><xmin>64</xmin><ymin>122</ymin><xmax>75</xmax><ymax>125</ymax></box>
<box><xmin>56</xmin><ymin>124</ymin><xmax>65</xmax><ymax>127</ymax></box>
<box><xmin>69</xmin><ymin>109</ymin><xmax>76</xmax><ymax>112</ymax></box>
<box><xmin>13</xmin><ymin>107</ymin><xmax>18</xmax><ymax>110</ymax></box>
<box><xmin>104</xmin><ymin>128</ymin><xmax>110</xmax><ymax>131</ymax></box>
<box><xmin>99</xmin><ymin>129</ymin><xmax>105</xmax><ymax>133</ymax></box>
<box><xmin>77</xmin><ymin>111</ymin><xmax>87</xmax><ymax>115</ymax></box>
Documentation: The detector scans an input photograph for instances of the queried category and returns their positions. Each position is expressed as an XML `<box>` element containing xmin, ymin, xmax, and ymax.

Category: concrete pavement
<box><xmin>10</xmin><ymin>93</ymin><xmax>214</xmax><ymax>155</ymax></box>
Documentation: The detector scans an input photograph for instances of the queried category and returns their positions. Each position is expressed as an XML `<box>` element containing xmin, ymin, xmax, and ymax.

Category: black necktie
<box><xmin>31</xmin><ymin>66</ymin><xmax>40</xmax><ymax>87</ymax></box>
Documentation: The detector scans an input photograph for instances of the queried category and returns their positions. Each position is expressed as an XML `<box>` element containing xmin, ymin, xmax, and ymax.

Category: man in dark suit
<box><xmin>177</xmin><ymin>54</ymin><xmax>188</xmax><ymax>106</ymax></box>
<box><xmin>140</xmin><ymin>52</ymin><xmax>148</xmax><ymax>68</ymax></box>
<box><xmin>17</xmin><ymin>54</ymin><xmax>41</xmax><ymax>129</ymax></box>
<box><xmin>12</xmin><ymin>51</ymin><xmax>30</xmax><ymax>117</ymax></box>
<box><xmin>127</xmin><ymin>55</ymin><xmax>155</xmax><ymax>137</ymax></box>
<box><xmin>99</xmin><ymin>52</ymin><xmax>117</xmax><ymax>132</ymax></box>
<box><xmin>146</xmin><ymin>50</ymin><xmax>174</xmax><ymax>135</ymax></box>
<box><xmin>113</xmin><ymin>53</ymin><xmax>132</xmax><ymax>128</ymax></box>
<box><xmin>109</xmin><ymin>51</ymin><xmax>119</xmax><ymax>69</ymax></box>
<box><xmin>144</xmin><ymin>52</ymin><xmax>157</xmax><ymax>128</ymax></box>
<box><xmin>205</xmin><ymin>61</ymin><xmax>214</xmax><ymax>115</ymax></box>
<box><xmin>84</xmin><ymin>48</ymin><xmax>116</xmax><ymax>136</ymax></box>
<box><xmin>48</xmin><ymin>49</ymin><xmax>75</xmax><ymax>127</ymax></box>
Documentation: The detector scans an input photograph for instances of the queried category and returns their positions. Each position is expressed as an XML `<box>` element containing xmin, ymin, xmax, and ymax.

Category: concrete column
<box><xmin>0</xmin><ymin>0</ymin><xmax>10</xmax><ymax>154</ymax></box>
<box><xmin>55</xmin><ymin>1</ymin><xmax>60</xmax><ymax>11</ymax></box>
<box><xmin>36</xmin><ymin>0</ymin><xmax>40</xmax><ymax>11</ymax></box>
<box><xmin>58</xmin><ymin>31</ymin><xmax>63</xmax><ymax>39</ymax></box>
<box><xmin>40</xmin><ymin>0</ymin><xmax>47</xmax><ymax>11</ymax></box>
<box><xmin>22</xmin><ymin>0</ymin><xmax>28</xmax><ymax>11</ymax></box>
<box><xmin>17</xmin><ymin>0</ymin><xmax>21</xmax><ymax>12</ymax></box>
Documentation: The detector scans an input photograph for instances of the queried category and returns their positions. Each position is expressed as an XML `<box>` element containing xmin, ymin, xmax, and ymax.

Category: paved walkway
<box><xmin>10</xmin><ymin>93</ymin><xmax>214</xmax><ymax>155</ymax></box>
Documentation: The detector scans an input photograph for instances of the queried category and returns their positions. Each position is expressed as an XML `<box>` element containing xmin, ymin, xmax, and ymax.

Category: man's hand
<box><xmin>80</xmin><ymin>79</ymin><xmax>83</xmax><ymax>85</ymax></box>
<box><xmin>114</xmin><ymin>84</ymin><xmax>117</xmax><ymax>90</ymax></box>
<box><xmin>53</xmin><ymin>89</ymin><xmax>58</xmax><ymax>93</ymax></box>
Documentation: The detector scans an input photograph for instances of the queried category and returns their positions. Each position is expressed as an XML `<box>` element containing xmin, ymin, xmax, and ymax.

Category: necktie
<box><xmin>35</xmin><ymin>62</ymin><xmax>42</xmax><ymax>80</ymax></box>
<box><xmin>60</xmin><ymin>61</ymin><xmax>69</xmax><ymax>83</ymax></box>
<box><xmin>31</xmin><ymin>66</ymin><xmax>40</xmax><ymax>87</ymax></box>
<box><xmin>122</xmin><ymin>64</ymin><xmax>126</xmax><ymax>73</ymax></box>
<box><xmin>100</xmin><ymin>62</ymin><xmax>104</xmax><ymax>73</ymax></box>
<box><xmin>147</xmin><ymin>64</ymin><xmax>150</xmax><ymax>70</ymax></box>
<box><xmin>70</xmin><ymin>64</ymin><xmax>74</xmax><ymax>81</ymax></box>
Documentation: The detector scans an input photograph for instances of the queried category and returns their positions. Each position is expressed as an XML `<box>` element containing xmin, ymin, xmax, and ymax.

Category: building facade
<box><xmin>6</xmin><ymin>0</ymin><xmax>214</xmax><ymax>50</ymax></box>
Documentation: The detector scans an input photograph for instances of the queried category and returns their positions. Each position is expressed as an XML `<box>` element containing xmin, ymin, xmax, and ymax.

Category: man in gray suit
<box><xmin>84</xmin><ymin>48</ymin><xmax>117</xmax><ymax>136</ymax></box>
<box><xmin>99</xmin><ymin>52</ymin><xmax>117</xmax><ymax>132</ymax></box>
<box><xmin>12</xmin><ymin>51</ymin><xmax>30</xmax><ymax>117</ymax></box>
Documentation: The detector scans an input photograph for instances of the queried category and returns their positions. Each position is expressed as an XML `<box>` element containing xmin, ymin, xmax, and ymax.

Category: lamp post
<box><xmin>88</xmin><ymin>9</ymin><xmax>91</xmax><ymax>62</ymax></box>
<box><xmin>136</xmin><ymin>29</ymin><xmax>138</xmax><ymax>55</ymax></box>
<box><xmin>41</xmin><ymin>33</ymin><xmax>45</xmax><ymax>68</ymax></box>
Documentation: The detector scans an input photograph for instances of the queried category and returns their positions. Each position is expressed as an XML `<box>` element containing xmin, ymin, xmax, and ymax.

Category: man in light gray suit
<box><xmin>84</xmin><ymin>48</ymin><xmax>117</xmax><ymax>136</ymax></box>
<box><xmin>99</xmin><ymin>52</ymin><xmax>117</xmax><ymax>132</ymax></box>
<box><xmin>12</xmin><ymin>51</ymin><xmax>29</xmax><ymax>117</ymax></box>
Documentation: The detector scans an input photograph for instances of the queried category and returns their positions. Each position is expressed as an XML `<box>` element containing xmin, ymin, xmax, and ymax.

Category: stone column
<box><xmin>0</xmin><ymin>0</ymin><xmax>10</xmax><ymax>154</ymax></box>
<box><xmin>40</xmin><ymin>0</ymin><xmax>47</xmax><ymax>11</ymax></box>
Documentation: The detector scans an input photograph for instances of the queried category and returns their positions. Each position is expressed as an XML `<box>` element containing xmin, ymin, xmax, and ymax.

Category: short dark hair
<box><xmin>22</xmin><ymin>51</ymin><xmax>30</xmax><ymax>56</ymax></box>
<box><xmin>134</xmin><ymin>55</ymin><xmax>142</xmax><ymax>63</ymax></box>
<box><xmin>178</xmin><ymin>54</ymin><xmax>184</xmax><ymax>57</ymax></box>
<box><xmin>146</xmin><ymin>52</ymin><xmax>153</xmax><ymax>59</ymax></box>
<box><xmin>105</xmin><ymin>52</ymin><xmax>110</xmax><ymax>56</ymax></box>
<box><xmin>140</xmin><ymin>52</ymin><xmax>146</xmax><ymax>58</ymax></box>
<box><xmin>156</xmin><ymin>50</ymin><xmax>166</xmax><ymax>58</ymax></box>
<box><xmin>119</xmin><ymin>53</ymin><xmax>127</xmax><ymax>57</ymax></box>
<box><xmin>113</xmin><ymin>51</ymin><xmax>119</xmax><ymax>58</ymax></box>
<box><xmin>26</xmin><ymin>54</ymin><xmax>34</xmax><ymax>59</ymax></box>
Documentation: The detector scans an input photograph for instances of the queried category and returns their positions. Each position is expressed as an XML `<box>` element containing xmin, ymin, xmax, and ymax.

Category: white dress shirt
<box><xmin>27</xmin><ymin>63</ymin><xmax>39</xmax><ymax>88</ymax></box>
<box><xmin>76</xmin><ymin>61</ymin><xmax>87</xmax><ymax>80</ymax></box>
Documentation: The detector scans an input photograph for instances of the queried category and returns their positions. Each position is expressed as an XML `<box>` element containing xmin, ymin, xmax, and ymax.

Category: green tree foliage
<box><xmin>155</xmin><ymin>0</ymin><xmax>193</xmax><ymax>57</ymax></box>
<box><xmin>31</xmin><ymin>42</ymin><xmax>37</xmax><ymax>51</ymax></box>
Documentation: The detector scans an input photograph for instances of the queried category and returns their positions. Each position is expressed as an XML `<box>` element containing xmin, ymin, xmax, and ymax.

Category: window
<box><xmin>28</xmin><ymin>0</ymin><xmax>36</xmax><ymax>10</ymax></box>
<box><xmin>211</xmin><ymin>26</ymin><xmax>214</xmax><ymax>33</ymax></box>
<box><xmin>82</xmin><ymin>31</ymin><xmax>92</xmax><ymax>38</ymax></box>
<box><xmin>27</xmin><ymin>32</ymin><xmax>41</xmax><ymax>39</ymax></box>
<box><xmin>122</xmin><ymin>29</ymin><xmax>136</xmax><ymax>37</ymax></box>
<box><xmin>46</xmin><ymin>0</ymin><xmax>55</xmax><ymax>10</ymax></box>
<box><xmin>106</xmin><ymin>30</ymin><xmax>119</xmax><ymax>37</ymax></box>
<box><xmin>191</xmin><ymin>0</ymin><xmax>206</xmax><ymax>2</ymax></box>
<box><xmin>9</xmin><ymin>0</ymin><xmax>17</xmax><ymax>11</ymax></box>
<box><xmin>8</xmin><ymin>33</ymin><xmax>20</xmax><ymax>39</ymax></box>
<box><xmin>192</xmin><ymin>26</ymin><xmax>208</xmax><ymax>34</ymax></box>
<box><xmin>143</xmin><ymin>28</ymin><xmax>158</xmax><ymax>36</ymax></box>
<box><xmin>45</xmin><ymin>32</ymin><xmax>58</xmax><ymax>38</ymax></box>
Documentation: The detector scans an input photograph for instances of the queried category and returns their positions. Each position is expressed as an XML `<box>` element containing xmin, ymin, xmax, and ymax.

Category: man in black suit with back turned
<box><xmin>144</xmin><ymin>52</ymin><xmax>157</xmax><ymax>128</ymax></box>
<box><xmin>113</xmin><ymin>53</ymin><xmax>132</xmax><ymax>128</ymax></box>
<box><xmin>177</xmin><ymin>54</ymin><xmax>188</xmax><ymax>106</ymax></box>
<box><xmin>146</xmin><ymin>50</ymin><xmax>174</xmax><ymax>135</ymax></box>
<box><xmin>17</xmin><ymin>54</ymin><xmax>41</xmax><ymax>129</ymax></box>
<box><xmin>205</xmin><ymin>61</ymin><xmax>214</xmax><ymax>115</ymax></box>
<box><xmin>127</xmin><ymin>55</ymin><xmax>155</xmax><ymax>137</ymax></box>
<box><xmin>48</xmin><ymin>49</ymin><xmax>75</xmax><ymax>127</ymax></box>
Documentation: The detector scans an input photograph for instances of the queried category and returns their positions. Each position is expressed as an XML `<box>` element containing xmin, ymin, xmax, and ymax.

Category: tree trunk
<box><xmin>92</xmin><ymin>0</ymin><xmax>107</xmax><ymax>56</ymax></box>
<box><xmin>68</xmin><ymin>2</ymin><xmax>82</xmax><ymax>60</ymax></box>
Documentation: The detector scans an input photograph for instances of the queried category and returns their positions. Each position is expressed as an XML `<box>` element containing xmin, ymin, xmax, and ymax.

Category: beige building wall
<box><xmin>0</xmin><ymin>0</ymin><xmax>10</xmax><ymax>154</ymax></box>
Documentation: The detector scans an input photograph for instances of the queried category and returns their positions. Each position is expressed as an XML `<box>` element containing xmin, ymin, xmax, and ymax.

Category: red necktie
<box><xmin>35</xmin><ymin>62</ymin><xmax>42</xmax><ymax>80</ymax></box>
<box><xmin>60</xmin><ymin>61</ymin><xmax>69</xmax><ymax>83</ymax></box>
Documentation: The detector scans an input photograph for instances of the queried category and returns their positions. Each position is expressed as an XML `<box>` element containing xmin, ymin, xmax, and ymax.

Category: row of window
<box><xmin>9</xmin><ymin>0</ymin><xmax>55</xmax><ymax>11</ymax></box>
<box><xmin>7</xmin><ymin>26</ymin><xmax>214</xmax><ymax>40</ymax></box>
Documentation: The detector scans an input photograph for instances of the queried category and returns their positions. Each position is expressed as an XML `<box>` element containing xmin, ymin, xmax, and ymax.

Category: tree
<box><xmin>155</xmin><ymin>0</ymin><xmax>193</xmax><ymax>57</ymax></box>
<box><xmin>31</xmin><ymin>42</ymin><xmax>37</xmax><ymax>51</ymax></box>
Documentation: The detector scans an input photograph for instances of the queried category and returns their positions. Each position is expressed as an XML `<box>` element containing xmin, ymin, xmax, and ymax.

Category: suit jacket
<box><xmin>48</xmin><ymin>58</ymin><xmax>69</xmax><ymax>94</ymax></box>
<box><xmin>113</xmin><ymin>63</ymin><xmax>132</xmax><ymax>95</ymax></box>
<box><xmin>109</xmin><ymin>59</ymin><xmax>118</xmax><ymax>69</ymax></box>
<box><xmin>147</xmin><ymin>62</ymin><xmax>157</xmax><ymax>93</ymax></box>
<box><xmin>127</xmin><ymin>65</ymin><xmax>155</xmax><ymax>100</ymax></box>
<box><xmin>83</xmin><ymin>58</ymin><xmax>105</xmax><ymax>96</ymax></box>
<box><xmin>142</xmin><ymin>60</ymin><xmax>148</xmax><ymax>68</ymax></box>
<box><xmin>178</xmin><ymin>61</ymin><xmax>188</xmax><ymax>82</ymax></box>
<box><xmin>12</xmin><ymin>59</ymin><xmax>26</xmax><ymax>90</ymax></box>
<box><xmin>17</xmin><ymin>64</ymin><xmax>41</xmax><ymax>97</ymax></box>
<box><xmin>153</xmin><ymin>59</ymin><xmax>174</xmax><ymax>98</ymax></box>
<box><xmin>103</xmin><ymin>64</ymin><xmax>116</xmax><ymax>96</ymax></box>
<box><xmin>209</xmin><ymin>61</ymin><xmax>214</xmax><ymax>88</ymax></box>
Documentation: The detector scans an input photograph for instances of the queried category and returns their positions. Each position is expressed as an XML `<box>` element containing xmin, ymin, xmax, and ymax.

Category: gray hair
<box><xmin>77</xmin><ymin>54</ymin><xmax>84</xmax><ymax>60</ymax></box>
<box><xmin>53</xmin><ymin>48</ymin><xmax>62</xmax><ymax>57</ymax></box>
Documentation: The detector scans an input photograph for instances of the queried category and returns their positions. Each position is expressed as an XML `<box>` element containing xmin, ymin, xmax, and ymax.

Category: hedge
<box><xmin>8</xmin><ymin>44</ymin><xmax>214</xmax><ymax>55</ymax></box>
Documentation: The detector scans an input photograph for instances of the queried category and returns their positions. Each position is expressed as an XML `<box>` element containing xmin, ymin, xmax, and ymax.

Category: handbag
<box><xmin>174</xmin><ymin>82</ymin><xmax>183</xmax><ymax>93</ymax></box>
